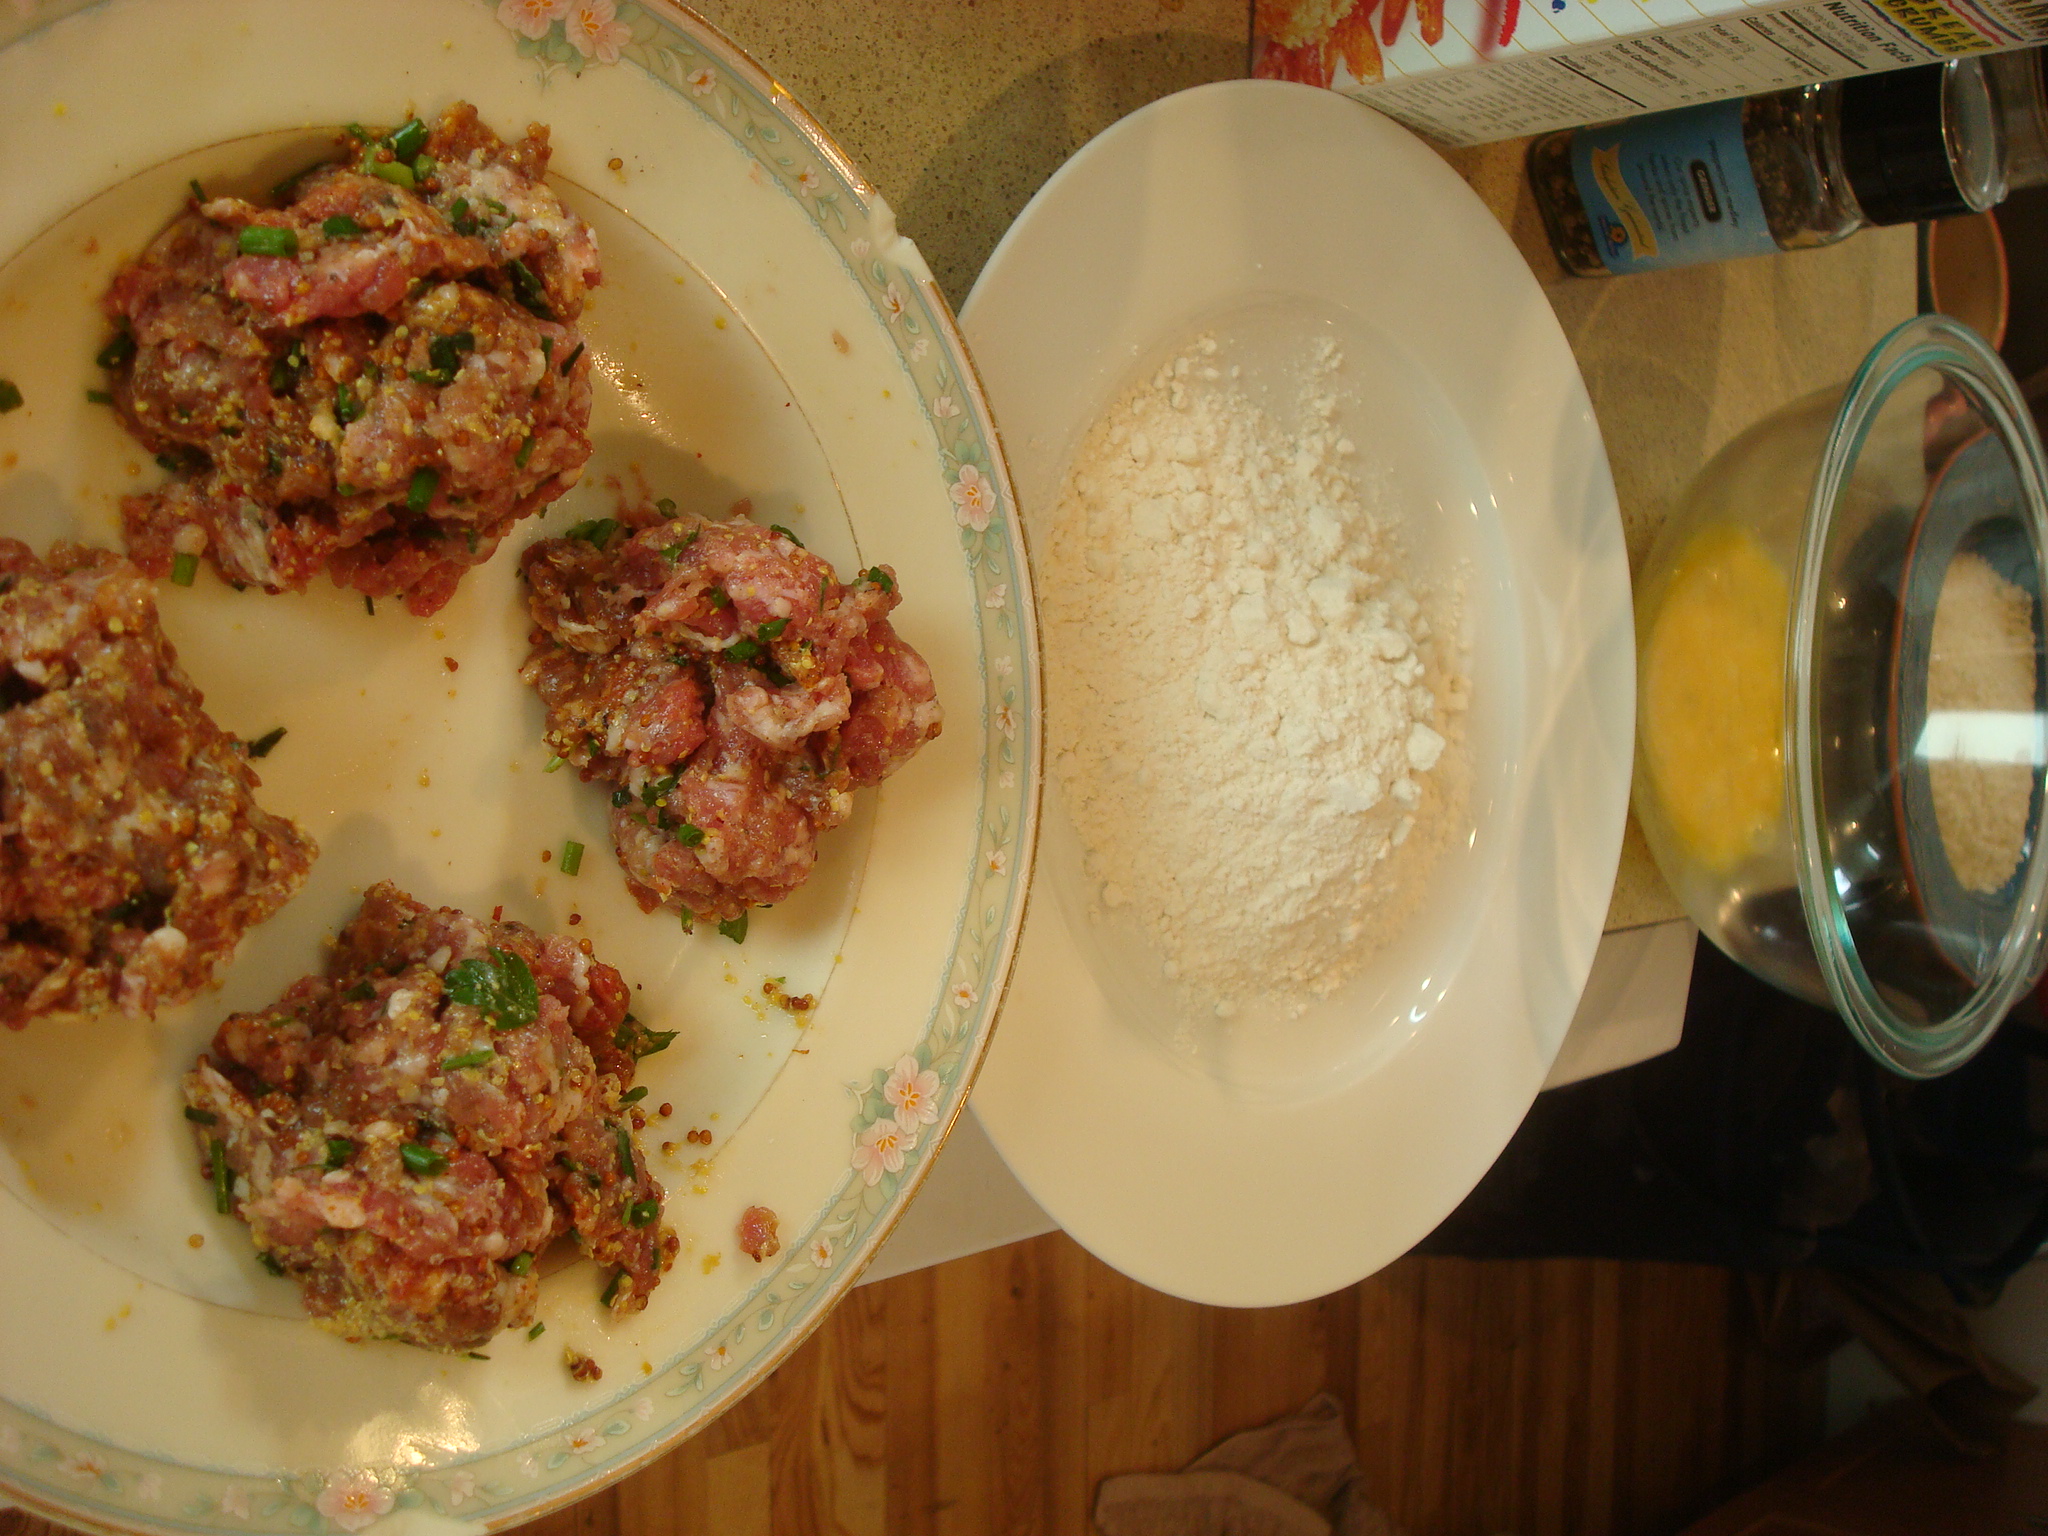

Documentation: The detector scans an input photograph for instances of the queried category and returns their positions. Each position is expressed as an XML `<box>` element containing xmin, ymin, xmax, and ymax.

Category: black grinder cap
<box><xmin>1841</xmin><ymin>59</ymin><xmax>1997</xmax><ymax>225</ymax></box>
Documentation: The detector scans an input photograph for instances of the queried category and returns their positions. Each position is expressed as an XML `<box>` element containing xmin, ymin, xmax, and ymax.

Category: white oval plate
<box><xmin>963</xmin><ymin>81</ymin><xmax>1630</xmax><ymax>1308</ymax></box>
<box><xmin>0</xmin><ymin>2</ymin><xmax>1037</xmax><ymax>1531</ymax></box>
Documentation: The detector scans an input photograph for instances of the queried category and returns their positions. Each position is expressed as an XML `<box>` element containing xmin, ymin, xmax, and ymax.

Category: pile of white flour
<box><xmin>1043</xmin><ymin>333</ymin><xmax>1466</xmax><ymax>1016</ymax></box>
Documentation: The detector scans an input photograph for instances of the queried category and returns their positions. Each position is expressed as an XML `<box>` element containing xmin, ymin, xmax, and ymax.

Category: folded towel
<box><xmin>1093</xmin><ymin>1393</ymin><xmax>1401</xmax><ymax>1536</ymax></box>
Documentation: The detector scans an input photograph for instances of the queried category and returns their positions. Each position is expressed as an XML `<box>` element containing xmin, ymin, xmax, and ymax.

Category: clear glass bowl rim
<box><xmin>1788</xmin><ymin>311</ymin><xmax>2048</xmax><ymax>1078</ymax></box>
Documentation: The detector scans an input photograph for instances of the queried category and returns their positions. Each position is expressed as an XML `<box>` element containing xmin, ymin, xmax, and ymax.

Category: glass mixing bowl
<box><xmin>1634</xmin><ymin>313</ymin><xmax>2048</xmax><ymax>1077</ymax></box>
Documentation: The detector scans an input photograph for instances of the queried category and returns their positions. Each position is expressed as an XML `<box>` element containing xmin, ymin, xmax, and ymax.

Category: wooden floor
<box><xmin>6</xmin><ymin>1236</ymin><xmax>1827</xmax><ymax>1536</ymax></box>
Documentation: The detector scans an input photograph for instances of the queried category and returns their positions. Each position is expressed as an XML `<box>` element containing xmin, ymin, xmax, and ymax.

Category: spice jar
<box><xmin>1529</xmin><ymin>57</ymin><xmax>2017</xmax><ymax>278</ymax></box>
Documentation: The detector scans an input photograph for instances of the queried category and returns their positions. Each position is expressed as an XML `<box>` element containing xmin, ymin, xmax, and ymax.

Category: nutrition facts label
<box><xmin>1348</xmin><ymin>0</ymin><xmax>2048</xmax><ymax>145</ymax></box>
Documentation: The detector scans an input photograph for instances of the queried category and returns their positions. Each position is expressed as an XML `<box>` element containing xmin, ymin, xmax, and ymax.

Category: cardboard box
<box><xmin>1253</xmin><ymin>0</ymin><xmax>2048</xmax><ymax>144</ymax></box>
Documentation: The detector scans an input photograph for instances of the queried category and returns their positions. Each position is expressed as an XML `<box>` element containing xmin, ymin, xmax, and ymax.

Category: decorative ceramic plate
<box><xmin>0</xmin><ymin>2</ymin><xmax>1036</xmax><ymax>1531</ymax></box>
<box><xmin>964</xmin><ymin>81</ymin><xmax>1630</xmax><ymax>1307</ymax></box>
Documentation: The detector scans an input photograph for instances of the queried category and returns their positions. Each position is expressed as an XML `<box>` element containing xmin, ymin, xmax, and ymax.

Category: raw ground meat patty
<box><xmin>0</xmin><ymin>539</ymin><xmax>314</xmax><ymax>1030</ymax></box>
<box><xmin>520</xmin><ymin>507</ymin><xmax>942</xmax><ymax>923</ymax></box>
<box><xmin>101</xmin><ymin>103</ymin><xmax>600</xmax><ymax>617</ymax></box>
<box><xmin>183</xmin><ymin>882</ymin><xmax>679</xmax><ymax>1353</ymax></box>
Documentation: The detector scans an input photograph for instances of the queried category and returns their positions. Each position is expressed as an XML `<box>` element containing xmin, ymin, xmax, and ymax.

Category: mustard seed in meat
<box><xmin>102</xmin><ymin>103</ymin><xmax>602</xmax><ymax>617</ymax></box>
<box><xmin>519</xmin><ymin>507</ymin><xmax>942</xmax><ymax>923</ymax></box>
<box><xmin>182</xmin><ymin>882</ymin><xmax>678</xmax><ymax>1354</ymax></box>
<box><xmin>0</xmin><ymin>539</ymin><xmax>314</xmax><ymax>1029</ymax></box>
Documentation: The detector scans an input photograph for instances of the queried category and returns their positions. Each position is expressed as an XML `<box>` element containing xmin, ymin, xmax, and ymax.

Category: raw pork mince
<box><xmin>0</xmin><ymin>539</ymin><xmax>314</xmax><ymax>1029</ymax></box>
<box><xmin>521</xmin><ymin>507</ymin><xmax>941</xmax><ymax>923</ymax></box>
<box><xmin>183</xmin><ymin>882</ymin><xmax>678</xmax><ymax>1354</ymax></box>
<box><xmin>103</xmin><ymin>103</ymin><xmax>600</xmax><ymax>617</ymax></box>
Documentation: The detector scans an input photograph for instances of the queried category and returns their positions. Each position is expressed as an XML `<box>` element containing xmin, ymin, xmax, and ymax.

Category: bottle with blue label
<box><xmin>1528</xmin><ymin>57</ymin><xmax>2018</xmax><ymax>278</ymax></box>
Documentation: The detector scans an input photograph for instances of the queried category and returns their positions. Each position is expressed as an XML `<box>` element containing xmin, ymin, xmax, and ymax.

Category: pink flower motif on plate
<box><xmin>951</xmin><ymin>980</ymin><xmax>979</xmax><ymax>1010</ymax></box>
<box><xmin>995</xmin><ymin>703</ymin><xmax>1017</xmax><ymax>739</ymax></box>
<box><xmin>983</xmin><ymin>581</ymin><xmax>1008</xmax><ymax>610</ymax></box>
<box><xmin>932</xmin><ymin>394</ymin><xmax>960</xmax><ymax>419</ymax></box>
<box><xmin>634</xmin><ymin>1397</ymin><xmax>654</xmax><ymax>1421</ymax></box>
<box><xmin>315</xmin><ymin>1472</ymin><xmax>394</xmax><ymax>1534</ymax></box>
<box><xmin>56</xmin><ymin>1451</ymin><xmax>106</xmax><ymax>1482</ymax></box>
<box><xmin>809</xmin><ymin>1234</ymin><xmax>834</xmax><ymax>1268</ymax></box>
<box><xmin>796</xmin><ymin>167</ymin><xmax>824</xmax><ymax>196</ymax></box>
<box><xmin>563</xmin><ymin>0</ymin><xmax>630</xmax><ymax>63</ymax></box>
<box><xmin>498</xmin><ymin>0</ymin><xmax>569</xmax><ymax>39</ymax></box>
<box><xmin>686</xmin><ymin>66</ymin><xmax>717</xmax><ymax>95</ymax></box>
<box><xmin>950</xmin><ymin>462</ymin><xmax>994</xmax><ymax>531</ymax></box>
<box><xmin>851</xmin><ymin>1117</ymin><xmax>916</xmax><ymax>1186</ymax></box>
<box><xmin>705</xmin><ymin>1341</ymin><xmax>734</xmax><ymax>1372</ymax></box>
<box><xmin>881</xmin><ymin>281</ymin><xmax>907</xmax><ymax>324</ymax></box>
<box><xmin>986</xmin><ymin>847</ymin><xmax>1009</xmax><ymax>877</ymax></box>
<box><xmin>218</xmin><ymin>1486</ymin><xmax>253</xmax><ymax>1520</ymax></box>
<box><xmin>136</xmin><ymin>1472</ymin><xmax>165</xmax><ymax>1503</ymax></box>
<box><xmin>910</xmin><ymin>338</ymin><xmax>931</xmax><ymax>359</ymax></box>
<box><xmin>884</xmin><ymin>1055</ymin><xmax>942</xmax><ymax>1130</ymax></box>
<box><xmin>560</xmin><ymin>1427</ymin><xmax>605</xmax><ymax>1460</ymax></box>
<box><xmin>441</xmin><ymin>1472</ymin><xmax>478</xmax><ymax>1508</ymax></box>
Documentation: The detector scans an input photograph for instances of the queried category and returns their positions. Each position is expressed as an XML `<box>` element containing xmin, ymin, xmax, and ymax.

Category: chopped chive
<box><xmin>506</xmin><ymin>259</ymin><xmax>556</xmax><ymax>321</ymax></box>
<box><xmin>210</xmin><ymin>1139</ymin><xmax>230</xmax><ymax>1213</ymax></box>
<box><xmin>85</xmin><ymin>388</ymin><xmax>114</xmax><ymax>405</ymax></box>
<box><xmin>370</xmin><ymin>158</ymin><xmax>416</xmax><ymax>189</ymax></box>
<box><xmin>678</xmin><ymin>910</ymin><xmax>694</xmax><ymax>935</ymax></box>
<box><xmin>757</xmin><ymin>616</ymin><xmax>789</xmax><ymax>642</ymax></box>
<box><xmin>236</xmin><ymin>225</ymin><xmax>298</xmax><ymax>258</ymax></box>
<box><xmin>154</xmin><ymin>451</ymin><xmax>186</xmax><ymax>473</ymax></box>
<box><xmin>627</xmin><ymin>1199</ymin><xmax>660</xmax><ymax>1228</ymax></box>
<box><xmin>270</xmin><ymin>339</ymin><xmax>306</xmax><ymax>397</ymax></box>
<box><xmin>564</xmin><ymin>517</ymin><xmax>619</xmax><ymax>549</ymax></box>
<box><xmin>345</xmin><ymin>122</ymin><xmax>371</xmax><ymax>142</ymax></box>
<box><xmin>707</xmin><ymin>587</ymin><xmax>730</xmax><ymax>610</ymax></box>
<box><xmin>412</xmin><ymin>155</ymin><xmax>435</xmax><ymax>180</ymax></box>
<box><xmin>539</xmin><ymin>336</ymin><xmax>554</xmax><ymax>366</ymax></box>
<box><xmin>515</xmin><ymin>435</ymin><xmax>535</xmax><ymax>469</ymax></box>
<box><xmin>505</xmin><ymin>1251</ymin><xmax>535</xmax><ymax>1276</ymax></box>
<box><xmin>96</xmin><ymin>333</ymin><xmax>136</xmax><ymax>370</ymax></box>
<box><xmin>399</xmin><ymin>1142</ymin><xmax>447</xmax><ymax>1177</ymax></box>
<box><xmin>183</xmin><ymin>1105</ymin><xmax>217</xmax><ymax>1125</ymax></box>
<box><xmin>610</xmin><ymin>788</ymin><xmax>632</xmax><ymax>808</ymax></box>
<box><xmin>344</xmin><ymin>980</ymin><xmax>376</xmax><ymax>1003</ymax></box>
<box><xmin>768</xmin><ymin>523</ymin><xmax>804</xmax><ymax>548</ymax></box>
<box><xmin>334</xmin><ymin>381</ymin><xmax>363</xmax><ymax>425</ymax></box>
<box><xmin>337</xmin><ymin>481</ymin><xmax>359</xmax><ymax>497</ymax></box>
<box><xmin>619</xmin><ymin>1086</ymin><xmax>649</xmax><ymax>1105</ymax></box>
<box><xmin>528</xmin><ymin>1320</ymin><xmax>546</xmax><ymax>1340</ymax></box>
<box><xmin>187</xmin><ymin>178</ymin><xmax>208</xmax><ymax>203</ymax></box>
<box><xmin>674</xmin><ymin>824</ymin><xmax>706</xmax><ymax>848</ymax></box>
<box><xmin>170</xmin><ymin>553</ymin><xmax>199</xmax><ymax>587</ymax></box>
<box><xmin>441</xmin><ymin>1048</ymin><xmax>495</xmax><ymax>1072</ymax></box>
<box><xmin>726</xmin><ymin>637</ymin><xmax>760</xmax><ymax>663</ymax></box>
<box><xmin>717</xmin><ymin>912</ymin><xmax>748</xmax><ymax>944</ymax></box>
<box><xmin>245</xmin><ymin>726</ymin><xmax>286</xmax><ymax>759</ymax></box>
<box><xmin>324</xmin><ymin>1136</ymin><xmax>355</xmax><ymax>1169</ymax></box>
<box><xmin>655</xmin><ymin>497</ymin><xmax>677</xmax><ymax>518</ymax></box>
<box><xmin>321</xmin><ymin>215</ymin><xmax>364</xmax><ymax>238</ymax></box>
<box><xmin>257</xmin><ymin>1251</ymin><xmax>286</xmax><ymax>1277</ymax></box>
<box><xmin>406</xmin><ymin>466</ymin><xmax>438</xmax><ymax>514</ymax></box>
<box><xmin>447</xmin><ymin>948</ymin><xmax>541</xmax><ymax>1031</ymax></box>
<box><xmin>614</xmin><ymin>1124</ymin><xmax>634</xmax><ymax>1177</ymax></box>
<box><xmin>862</xmin><ymin>566</ymin><xmax>895</xmax><ymax>593</ymax></box>
<box><xmin>449</xmin><ymin>197</ymin><xmax>477</xmax><ymax>236</ymax></box>
<box><xmin>560</xmin><ymin>840</ymin><xmax>584</xmax><ymax>876</ymax></box>
<box><xmin>466</xmin><ymin>1352</ymin><xmax>490</xmax><ymax>1361</ymax></box>
<box><xmin>557</xmin><ymin>341</ymin><xmax>584</xmax><ymax>376</ymax></box>
<box><xmin>364</xmin><ymin>594</ymin><xmax>376</xmax><ymax>616</ymax></box>
<box><xmin>483</xmin><ymin>196</ymin><xmax>509</xmax><ymax>216</ymax></box>
<box><xmin>598</xmin><ymin>1269</ymin><xmax>625</xmax><ymax>1309</ymax></box>
<box><xmin>0</xmin><ymin>379</ymin><xmax>21</xmax><ymax>414</ymax></box>
<box><xmin>543</xmin><ymin>755</ymin><xmax>565</xmax><ymax>773</ymax></box>
<box><xmin>387</xmin><ymin>118</ymin><xmax>430</xmax><ymax>161</ymax></box>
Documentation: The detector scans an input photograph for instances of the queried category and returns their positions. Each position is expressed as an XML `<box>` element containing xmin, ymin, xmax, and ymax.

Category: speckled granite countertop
<box><xmin>687</xmin><ymin>0</ymin><xmax>1919</xmax><ymax>932</ymax></box>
